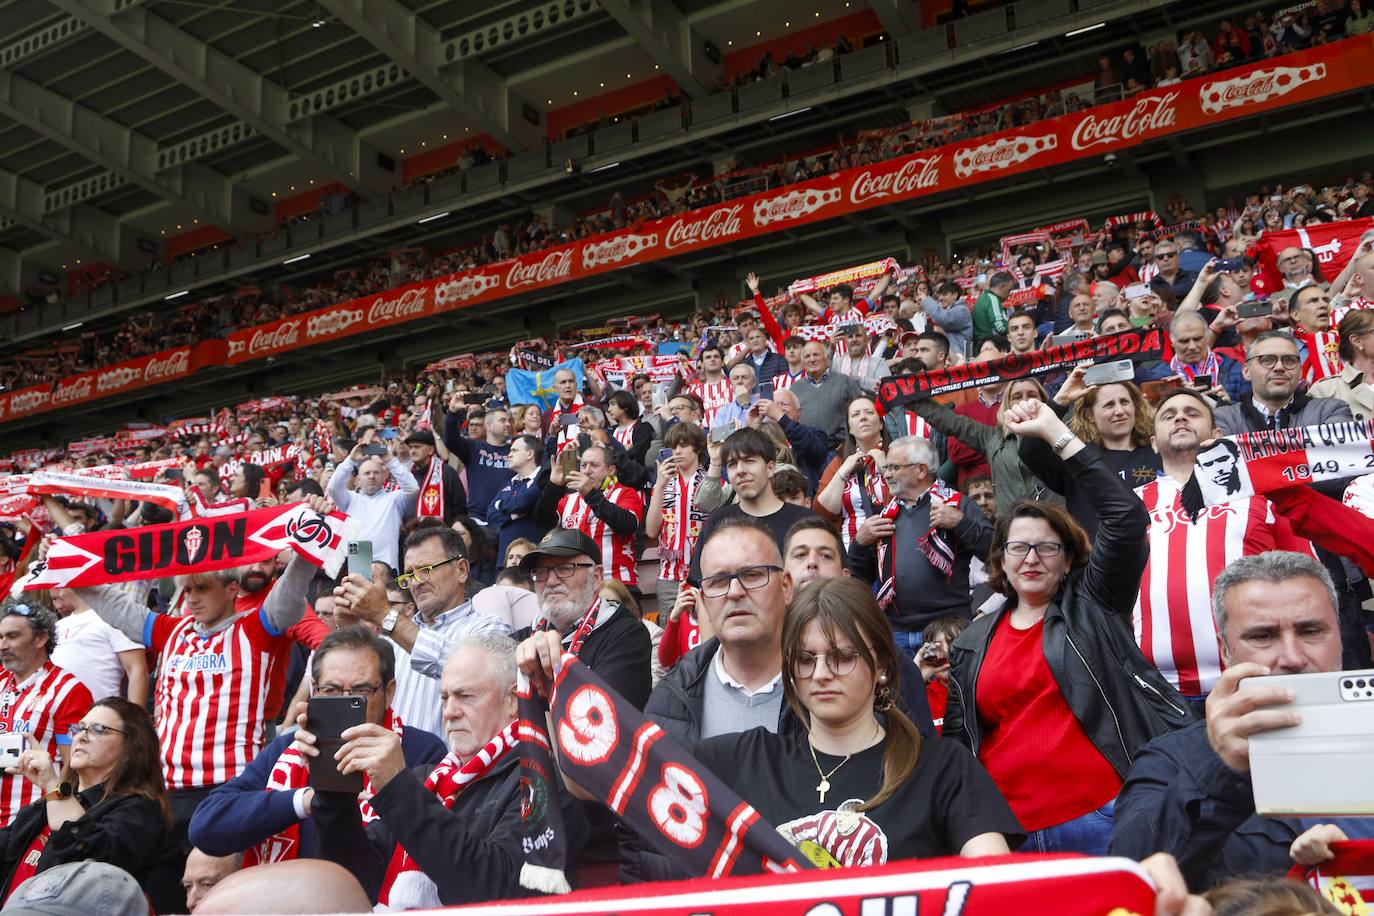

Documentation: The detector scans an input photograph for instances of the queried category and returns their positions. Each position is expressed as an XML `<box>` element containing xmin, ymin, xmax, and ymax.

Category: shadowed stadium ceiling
<box><xmin>0</xmin><ymin>0</ymin><xmax>862</xmax><ymax>268</ymax></box>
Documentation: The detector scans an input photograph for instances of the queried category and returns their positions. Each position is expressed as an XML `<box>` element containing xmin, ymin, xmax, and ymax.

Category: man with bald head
<box><xmin>1144</xmin><ymin>309</ymin><xmax>1248</xmax><ymax>403</ymax></box>
<box><xmin>194</xmin><ymin>859</ymin><xmax>370</xmax><ymax>914</ymax></box>
<box><xmin>748</xmin><ymin>386</ymin><xmax>827</xmax><ymax>491</ymax></box>
<box><xmin>326</xmin><ymin>431</ymin><xmax>418</xmax><ymax>570</ymax></box>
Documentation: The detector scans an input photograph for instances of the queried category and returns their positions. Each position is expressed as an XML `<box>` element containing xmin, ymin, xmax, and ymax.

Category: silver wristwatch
<box><xmin>1050</xmin><ymin>431</ymin><xmax>1075</xmax><ymax>454</ymax></box>
<box><xmin>380</xmin><ymin>609</ymin><xmax>400</xmax><ymax>634</ymax></box>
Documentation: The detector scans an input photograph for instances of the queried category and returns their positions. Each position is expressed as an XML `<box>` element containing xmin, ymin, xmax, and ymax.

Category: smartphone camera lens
<box><xmin>1344</xmin><ymin>679</ymin><xmax>1355</xmax><ymax>690</ymax></box>
<box><xmin>1359</xmin><ymin>679</ymin><xmax>1369</xmax><ymax>689</ymax></box>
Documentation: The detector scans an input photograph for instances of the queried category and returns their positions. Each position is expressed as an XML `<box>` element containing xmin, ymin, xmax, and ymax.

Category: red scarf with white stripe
<box><xmin>874</xmin><ymin>483</ymin><xmax>961</xmax><ymax>610</ymax></box>
<box><xmin>416</xmin><ymin>455</ymin><xmax>445</xmax><ymax>518</ymax></box>
<box><xmin>903</xmin><ymin>411</ymin><xmax>934</xmax><ymax>439</ymax></box>
<box><xmin>246</xmin><ymin>710</ymin><xmax>404</xmax><ymax>866</ymax></box>
<box><xmin>378</xmin><ymin>722</ymin><xmax>518</xmax><ymax>908</ymax></box>
<box><xmin>1168</xmin><ymin>349</ymin><xmax>1222</xmax><ymax>383</ymax></box>
<box><xmin>659</xmin><ymin>466</ymin><xmax>707</xmax><ymax>569</ymax></box>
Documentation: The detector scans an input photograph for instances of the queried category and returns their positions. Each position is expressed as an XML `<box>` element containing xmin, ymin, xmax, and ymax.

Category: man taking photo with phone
<box><xmin>1112</xmin><ymin>551</ymin><xmax>1374</xmax><ymax>889</ymax></box>
<box><xmin>327</xmin><ymin>429</ymin><xmax>419</xmax><ymax>572</ymax></box>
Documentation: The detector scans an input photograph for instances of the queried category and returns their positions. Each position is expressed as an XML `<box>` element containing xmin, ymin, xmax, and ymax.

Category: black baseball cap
<box><xmin>518</xmin><ymin>529</ymin><xmax>602</xmax><ymax>571</ymax></box>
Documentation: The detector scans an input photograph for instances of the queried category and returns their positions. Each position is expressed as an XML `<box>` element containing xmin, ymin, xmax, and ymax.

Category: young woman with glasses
<box><xmin>691</xmin><ymin>576</ymin><xmax>1021</xmax><ymax>867</ymax></box>
<box><xmin>942</xmin><ymin>400</ymin><xmax>1191</xmax><ymax>856</ymax></box>
<box><xmin>0</xmin><ymin>698</ymin><xmax>171</xmax><ymax>904</ymax></box>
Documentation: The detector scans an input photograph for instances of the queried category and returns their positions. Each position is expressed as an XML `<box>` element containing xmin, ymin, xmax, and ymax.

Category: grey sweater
<box><xmin>792</xmin><ymin>371</ymin><xmax>863</xmax><ymax>441</ymax></box>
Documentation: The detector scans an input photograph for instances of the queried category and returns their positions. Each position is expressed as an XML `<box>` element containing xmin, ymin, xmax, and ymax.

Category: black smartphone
<box><xmin>1193</xmin><ymin>373</ymin><xmax>1213</xmax><ymax>389</ymax></box>
<box><xmin>558</xmin><ymin>413</ymin><xmax>579</xmax><ymax>427</ymax></box>
<box><xmin>462</xmin><ymin>393</ymin><xmax>485</xmax><ymax>405</ymax></box>
<box><xmin>307</xmin><ymin>696</ymin><xmax>366</xmax><ymax>794</ymax></box>
<box><xmin>1238</xmin><ymin>300</ymin><xmax>1273</xmax><ymax>319</ymax></box>
<box><xmin>757</xmin><ymin>381</ymin><xmax>775</xmax><ymax>400</ymax></box>
<box><xmin>361</xmin><ymin>444</ymin><xmax>388</xmax><ymax>458</ymax></box>
<box><xmin>1214</xmin><ymin>257</ymin><xmax>1246</xmax><ymax>273</ymax></box>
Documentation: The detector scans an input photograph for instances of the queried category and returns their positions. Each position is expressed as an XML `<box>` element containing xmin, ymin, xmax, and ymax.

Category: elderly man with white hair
<box><xmin>326</xmin><ymin>429</ymin><xmax>419</xmax><ymax>571</ymax></box>
<box><xmin>306</xmin><ymin>633</ymin><xmax>586</xmax><ymax>908</ymax></box>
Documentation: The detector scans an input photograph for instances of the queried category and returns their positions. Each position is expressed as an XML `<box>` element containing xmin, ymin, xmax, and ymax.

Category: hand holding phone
<box><xmin>347</xmin><ymin>541</ymin><xmax>373</xmax><ymax>581</ymax></box>
<box><xmin>1082</xmin><ymin>359</ymin><xmax>1136</xmax><ymax>387</ymax></box>
<box><xmin>307</xmin><ymin>697</ymin><xmax>367</xmax><ymax>794</ymax></box>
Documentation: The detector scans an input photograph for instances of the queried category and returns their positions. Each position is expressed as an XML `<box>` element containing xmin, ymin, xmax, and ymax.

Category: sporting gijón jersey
<box><xmin>1134</xmin><ymin>478</ymin><xmax>1311</xmax><ymax>697</ymax></box>
<box><xmin>689</xmin><ymin>378</ymin><xmax>733</xmax><ymax>428</ymax></box>
<box><xmin>0</xmin><ymin>662</ymin><xmax>92</xmax><ymax>825</ymax></box>
<box><xmin>557</xmin><ymin>484</ymin><xmax>645</xmax><ymax>587</ymax></box>
<box><xmin>145</xmin><ymin>608</ymin><xmax>292</xmax><ymax>790</ymax></box>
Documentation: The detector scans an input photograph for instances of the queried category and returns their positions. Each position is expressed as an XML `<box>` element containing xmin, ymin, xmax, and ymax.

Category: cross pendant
<box><xmin>817</xmin><ymin>778</ymin><xmax>830</xmax><ymax>803</ymax></box>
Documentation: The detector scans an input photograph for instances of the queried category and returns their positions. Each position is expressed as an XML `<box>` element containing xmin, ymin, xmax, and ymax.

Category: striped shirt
<box><xmin>837</xmin><ymin>467</ymin><xmax>890</xmax><ymax>551</ymax></box>
<box><xmin>772</xmin><ymin>370</ymin><xmax>804</xmax><ymax>391</ymax></box>
<box><xmin>558</xmin><ymin>484</ymin><xmax>645</xmax><ymax>586</ymax></box>
<box><xmin>689</xmin><ymin>378</ymin><xmax>733</xmax><ymax>428</ymax></box>
<box><xmin>145</xmin><ymin>608</ymin><xmax>289</xmax><ymax>789</ymax></box>
<box><xmin>0</xmin><ymin>662</ymin><xmax>92</xmax><ymax>825</ymax></box>
<box><xmin>1134</xmin><ymin>479</ymin><xmax>1312</xmax><ymax>696</ymax></box>
<box><xmin>389</xmin><ymin>601</ymin><xmax>512</xmax><ymax>738</ymax></box>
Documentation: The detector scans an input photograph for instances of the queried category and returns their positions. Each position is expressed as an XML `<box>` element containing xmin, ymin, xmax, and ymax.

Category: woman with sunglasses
<box><xmin>693</xmin><ymin>577</ymin><xmax>1022</xmax><ymax>867</ymax></box>
<box><xmin>943</xmin><ymin>400</ymin><xmax>1191</xmax><ymax>856</ymax></box>
<box><xmin>0</xmin><ymin>698</ymin><xmax>170</xmax><ymax>903</ymax></box>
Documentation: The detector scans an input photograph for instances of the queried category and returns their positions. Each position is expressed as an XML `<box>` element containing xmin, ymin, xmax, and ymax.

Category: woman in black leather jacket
<box><xmin>943</xmin><ymin>400</ymin><xmax>1193</xmax><ymax>856</ymax></box>
<box><xmin>0</xmin><ymin>698</ymin><xmax>171</xmax><ymax>904</ymax></box>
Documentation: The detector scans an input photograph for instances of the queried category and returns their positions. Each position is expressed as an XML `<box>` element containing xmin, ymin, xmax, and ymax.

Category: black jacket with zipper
<box><xmin>942</xmin><ymin>445</ymin><xmax>1196</xmax><ymax>779</ymax></box>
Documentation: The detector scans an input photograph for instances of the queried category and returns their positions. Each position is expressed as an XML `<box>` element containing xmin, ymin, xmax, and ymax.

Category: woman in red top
<box><xmin>942</xmin><ymin>400</ymin><xmax>1192</xmax><ymax>855</ymax></box>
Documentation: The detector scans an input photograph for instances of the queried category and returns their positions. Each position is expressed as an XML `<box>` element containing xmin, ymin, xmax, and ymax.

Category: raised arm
<box><xmin>913</xmin><ymin>397</ymin><xmax>1001</xmax><ymax>458</ymax></box>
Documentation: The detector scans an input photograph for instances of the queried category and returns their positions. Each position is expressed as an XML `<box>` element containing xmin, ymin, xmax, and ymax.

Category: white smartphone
<box><xmin>1083</xmin><ymin>359</ymin><xmax>1135</xmax><ymax>387</ymax></box>
<box><xmin>1124</xmin><ymin>282</ymin><xmax>1152</xmax><ymax>300</ymax></box>
<box><xmin>1245</xmin><ymin>669</ymin><xmax>1374</xmax><ymax>816</ymax></box>
<box><xmin>0</xmin><ymin>733</ymin><xmax>24</xmax><ymax>770</ymax></box>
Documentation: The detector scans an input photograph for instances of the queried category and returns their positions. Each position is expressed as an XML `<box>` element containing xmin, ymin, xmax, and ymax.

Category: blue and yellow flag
<box><xmin>506</xmin><ymin>357</ymin><xmax>585</xmax><ymax>410</ymax></box>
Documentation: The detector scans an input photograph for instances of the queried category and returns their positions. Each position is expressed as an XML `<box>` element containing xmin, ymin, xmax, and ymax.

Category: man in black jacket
<box><xmin>308</xmin><ymin>632</ymin><xmax>587</xmax><ymax>908</ymax></box>
<box><xmin>515</xmin><ymin>528</ymin><xmax>651</xmax><ymax>879</ymax></box>
<box><xmin>1111</xmin><ymin>550</ymin><xmax>1372</xmax><ymax>890</ymax></box>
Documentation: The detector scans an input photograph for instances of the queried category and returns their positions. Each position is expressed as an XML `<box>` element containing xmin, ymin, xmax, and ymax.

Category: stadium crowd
<box><xmin>0</xmin><ymin>152</ymin><xmax>1368</xmax><ymax>911</ymax></box>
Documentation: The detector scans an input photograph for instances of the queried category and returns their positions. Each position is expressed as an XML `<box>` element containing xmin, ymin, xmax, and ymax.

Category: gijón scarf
<box><xmin>415</xmin><ymin>456</ymin><xmax>445</xmax><ymax>519</ymax></box>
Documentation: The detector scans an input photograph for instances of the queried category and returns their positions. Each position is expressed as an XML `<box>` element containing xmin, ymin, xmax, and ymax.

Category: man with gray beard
<box><xmin>516</xmin><ymin>528</ymin><xmax>651</xmax><ymax>881</ymax></box>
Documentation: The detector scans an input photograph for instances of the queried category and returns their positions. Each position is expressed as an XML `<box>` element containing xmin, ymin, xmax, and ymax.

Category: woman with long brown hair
<box><xmin>0</xmin><ymin>697</ymin><xmax>170</xmax><ymax>901</ymax></box>
<box><xmin>694</xmin><ymin>576</ymin><xmax>1021</xmax><ymax>867</ymax></box>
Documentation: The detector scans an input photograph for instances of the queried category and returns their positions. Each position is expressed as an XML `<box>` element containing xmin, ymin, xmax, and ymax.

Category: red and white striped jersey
<box><xmin>898</xmin><ymin>411</ymin><xmax>934</xmax><ymax>440</ymax></box>
<box><xmin>837</xmin><ymin>469</ymin><xmax>890</xmax><ymax>551</ymax></box>
<box><xmin>772</xmin><ymin>370</ymin><xmax>804</xmax><ymax>391</ymax></box>
<box><xmin>558</xmin><ymin>484</ymin><xmax>645</xmax><ymax>586</ymax></box>
<box><xmin>612</xmin><ymin>423</ymin><xmax>639</xmax><ymax>450</ymax></box>
<box><xmin>690</xmin><ymin>378</ymin><xmax>733</xmax><ymax>428</ymax></box>
<box><xmin>0</xmin><ymin>662</ymin><xmax>92</xmax><ymax>825</ymax></box>
<box><xmin>146</xmin><ymin>608</ymin><xmax>291</xmax><ymax>789</ymax></box>
<box><xmin>1134</xmin><ymin>478</ymin><xmax>1312</xmax><ymax>697</ymax></box>
<box><xmin>658</xmin><ymin>467</ymin><xmax>709</xmax><ymax>582</ymax></box>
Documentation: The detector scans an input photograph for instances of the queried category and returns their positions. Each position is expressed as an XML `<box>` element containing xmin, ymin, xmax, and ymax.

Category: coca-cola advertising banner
<box><xmin>3</xmin><ymin>36</ymin><xmax>1369</xmax><ymax>428</ymax></box>
<box><xmin>0</xmin><ymin>339</ymin><xmax>225</xmax><ymax>426</ymax></box>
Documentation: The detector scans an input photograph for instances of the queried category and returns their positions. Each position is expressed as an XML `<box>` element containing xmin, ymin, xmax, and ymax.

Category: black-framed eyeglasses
<box><xmin>530</xmin><ymin>562</ymin><xmax>595</xmax><ymax>583</ymax></box>
<box><xmin>397</xmin><ymin>556</ymin><xmax>463</xmax><ymax>590</ymax></box>
<box><xmin>792</xmin><ymin>647</ymin><xmax>862</xmax><ymax>679</ymax></box>
<box><xmin>313</xmin><ymin>683</ymin><xmax>384</xmax><ymax>698</ymax></box>
<box><xmin>1004</xmin><ymin>541</ymin><xmax>1066</xmax><ymax>558</ymax></box>
<box><xmin>1247</xmin><ymin>353</ymin><xmax>1302</xmax><ymax>369</ymax></box>
<box><xmin>700</xmin><ymin>564</ymin><xmax>783</xmax><ymax>598</ymax></box>
<box><xmin>69</xmin><ymin>723</ymin><xmax>125</xmax><ymax>740</ymax></box>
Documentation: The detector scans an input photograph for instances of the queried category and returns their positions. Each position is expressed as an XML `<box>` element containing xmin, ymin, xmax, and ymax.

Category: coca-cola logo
<box><xmin>664</xmin><ymin>205</ymin><xmax>744</xmax><ymax>251</ymax></box>
<box><xmin>96</xmin><ymin>367</ymin><xmax>141</xmax><ymax>393</ymax></box>
<box><xmin>753</xmin><ymin>188</ymin><xmax>842</xmax><ymax>226</ymax></box>
<box><xmin>953</xmin><ymin>135</ymin><xmax>1057</xmax><ymax>178</ymax></box>
<box><xmin>848</xmin><ymin>156</ymin><xmax>942</xmax><ymax>204</ymax></box>
<box><xmin>52</xmin><ymin>376</ymin><xmax>93</xmax><ymax>404</ymax></box>
<box><xmin>227</xmin><ymin>339</ymin><xmax>245</xmax><ymax>359</ymax></box>
<box><xmin>143</xmin><ymin>350</ymin><xmax>189</xmax><ymax>382</ymax></box>
<box><xmin>366</xmin><ymin>288</ymin><xmax>427</xmax><ymax>325</ymax></box>
<box><xmin>1200</xmin><ymin>63</ymin><xmax>1326</xmax><ymax>114</ymax></box>
<box><xmin>248</xmin><ymin>320</ymin><xmax>301</xmax><ymax>356</ymax></box>
<box><xmin>307</xmin><ymin>309</ymin><xmax>363</xmax><ymax>339</ymax></box>
<box><xmin>506</xmin><ymin>250</ymin><xmax>573</xmax><ymax>289</ymax></box>
<box><xmin>10</xmin><ymin>391</ymin><xmax>49</xmax><ymax>413</ymax></box>
<box><xmin>582</xmin><ymin>233</ymin><xmax>658</xmax><ymax>268</ymax></box>
<box><xmin>1070</xmin><ymin>93</ymin><xmax>1178</xmax><ymax>150</ymax></box>
<box><xmin>434</xmin><ymin>273</ymin><xmax>500</xmax><ymax>307</ymax></box>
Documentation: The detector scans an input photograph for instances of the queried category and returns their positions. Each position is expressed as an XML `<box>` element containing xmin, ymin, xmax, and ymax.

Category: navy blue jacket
<box><xmin>487</xmin><ymin>474</ymin><xmax>548</xmax><ymax>566</ymax></box>
<box><xmin>1109</xmin><ymin>719</ymin><xmax>1374</xmax><ymax>890</ymax></box>
<box><xmin>777</xmin><ymin>415</ymin><xmax>828</xmax><ymax>492</ymax></box>
<box><xmin>745</xmin><ymin>350</ymin><xmax>789</xmax><ymax>387</ymax></box>
<box><xmin>188</xmin><ymin>725</ymin><xmax>446</xmax><ymax>859</ymax></box>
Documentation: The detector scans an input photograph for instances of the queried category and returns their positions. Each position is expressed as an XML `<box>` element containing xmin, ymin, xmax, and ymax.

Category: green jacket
<box><xmin>971</xmin><ymin>289</ymin><xmax>1007</xmax><ymax>343</ymax></box>
<box><xmin>913</xmin><ymin>397</ymin><xmax>1062</xmax><ymax>510</ymax></box>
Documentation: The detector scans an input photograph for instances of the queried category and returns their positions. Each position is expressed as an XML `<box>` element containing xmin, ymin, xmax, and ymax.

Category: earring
<box><xmin>877</xmin><ymin>672</ymin><xmax>889</xmax><ymax>684</ymax></box>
